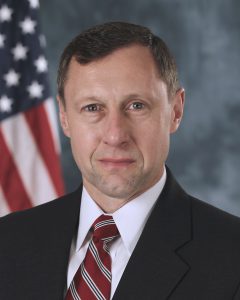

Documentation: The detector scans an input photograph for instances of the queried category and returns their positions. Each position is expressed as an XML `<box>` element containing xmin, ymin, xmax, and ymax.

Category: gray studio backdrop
<box><xmin>40</xmin><ymin>0</ymin><xmax>240</xmax><ymax>216</ymax></box>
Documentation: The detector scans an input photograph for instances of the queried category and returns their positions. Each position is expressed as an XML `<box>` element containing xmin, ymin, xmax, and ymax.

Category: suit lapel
<box><xmin>113</xmin><ymin>168</ymin><xmax>192</xmax><ymax>300</ymax></box>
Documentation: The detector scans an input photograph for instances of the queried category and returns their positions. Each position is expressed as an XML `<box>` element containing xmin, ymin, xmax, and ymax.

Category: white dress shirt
<box><xmin>67</xmin><ymin>167</ymin><xmax>166</xmax><ymax>299</ymax></box>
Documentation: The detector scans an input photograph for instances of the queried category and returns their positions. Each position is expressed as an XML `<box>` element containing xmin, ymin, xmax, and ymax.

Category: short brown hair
<box><xmin>57</xmin><ymin>21</ymin><xmax>180</xmax><ymax>103</ymax></box>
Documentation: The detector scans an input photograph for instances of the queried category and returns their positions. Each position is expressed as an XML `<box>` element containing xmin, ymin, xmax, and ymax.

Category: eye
<box><xmin>83</xmin><ymin>104</ymin><xmax>102</xmax><ymax>112</ymax></box>
<box><xmin>128</xmin><ymin>102</ymin><xmax>145</xmax><ymax>110</ymax></box>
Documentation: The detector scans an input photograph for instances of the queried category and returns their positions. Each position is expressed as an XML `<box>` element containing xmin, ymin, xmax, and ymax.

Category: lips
<box><xmin>98</xmin><ymin>158</ymin><xmax>135</xmax><ymax>168</ymax></box>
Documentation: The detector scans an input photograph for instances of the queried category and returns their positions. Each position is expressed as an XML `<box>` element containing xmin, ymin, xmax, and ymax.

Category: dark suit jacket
<box><xmin>1</xmin><ymin>169</ymin><xmax>240</xmax><ymax>300</ymax></box>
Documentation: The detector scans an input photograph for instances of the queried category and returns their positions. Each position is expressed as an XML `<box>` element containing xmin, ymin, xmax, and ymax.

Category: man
<box><xmin>0</xmin><ymin>22</ymin><xmax>240</xmax><ymax>300</ymax></box>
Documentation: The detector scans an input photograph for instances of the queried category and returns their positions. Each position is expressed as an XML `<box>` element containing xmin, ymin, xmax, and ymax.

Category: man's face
<box><xmin>59</xmin><ymin>45</ymin><xmax>184</xmax><ymax>208</ymax></box>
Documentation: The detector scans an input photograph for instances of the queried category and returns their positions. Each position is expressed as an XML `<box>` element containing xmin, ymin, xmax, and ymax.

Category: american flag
<box><xmin>0</xmin><ymin>0</ymin><xmax>65</xmax><ymax>216</ymax></box>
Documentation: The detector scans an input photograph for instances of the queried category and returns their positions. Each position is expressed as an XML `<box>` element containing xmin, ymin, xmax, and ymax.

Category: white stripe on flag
<box><xmin>44</xmin><ymin>98</ymin><xmax>61</xmax><ymax>154</ymax></box>
<box><xmin>0</xmin><ymin>186</ymin><xmax>11</xmax><ymax>217</ymax></box>
<box><xmin>1</xmin><ymin>113</ymin><xmax>57</xmax><ymax>206</ymax></box>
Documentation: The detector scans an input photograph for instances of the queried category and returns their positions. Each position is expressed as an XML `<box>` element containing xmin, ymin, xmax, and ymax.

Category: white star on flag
<box><xmin>12</xmin><ymin>43</ymin><xmax>28</xmax><ymax>60</ymax></box>
<box><xmin>19</xmin><ymin>17</ymin><xmax>36</xmax><ymax>34</ymax></box>
<box><xmin>27</xmin><ymin>81</ymin><xmax>44</xmax><ymax>98</ymax></box>
<box><xmin>4</xmin><ymin>69</ymin><xmax>21</xmax><ymax>87</ymax></box>
<box><xmin>0</xmin><ymin>5</ymin><xmax>13</xmax><ymax>22</ymax></box>
<box><xmin>0</xmin><ymin>33</ymin><xmax>5</xmax><ymax>48</ymax></box>
<box><xmin>0</xmin><ymin>95</ymin><xmax>13</xmax><ymax>112</ymax></box>
<box><xmin>28</xmin><ymin>0</ymin><xmax>40</xmax><ymax>9</ymax></box>
<box><xmin>34</xmin><ymin>56</ymin><xmax>48</xmax><ymax>73</ymax></box>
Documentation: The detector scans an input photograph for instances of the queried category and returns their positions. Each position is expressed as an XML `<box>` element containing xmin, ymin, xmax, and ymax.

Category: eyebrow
<box><xmin>74</xmin><ymin>93</ymin><xmax>148</xmax><ymax>103</ymax></box>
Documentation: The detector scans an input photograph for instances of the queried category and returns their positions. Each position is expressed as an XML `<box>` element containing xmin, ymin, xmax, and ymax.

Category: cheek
<box><xmin>138</xmin><ymin>124</ymin><xmax>170</xmax><ymax>164</ymax></box>
<box><xmin>69</xmin><ymin>125</ymin><xmax>100</xmax><ymax>164</ymax></box>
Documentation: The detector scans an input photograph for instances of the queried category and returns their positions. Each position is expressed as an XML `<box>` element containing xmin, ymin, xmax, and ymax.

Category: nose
<box><xmin>102</xmin><ymin>111</ymin><xmax>130</xmax><ymax>147</ymax></box>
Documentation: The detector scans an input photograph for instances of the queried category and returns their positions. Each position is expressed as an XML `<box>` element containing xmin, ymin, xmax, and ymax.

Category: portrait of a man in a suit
<box><xmin>1</xmin><ymin>21</ymin><xmax>240</xmax><ymax>300</ymax></box>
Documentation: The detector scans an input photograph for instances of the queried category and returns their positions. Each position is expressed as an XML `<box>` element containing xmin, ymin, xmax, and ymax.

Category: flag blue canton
<box><xmin>0</xmin><ymin>0</ymin><xmax>51</xmax><ymax>122</ymax></box>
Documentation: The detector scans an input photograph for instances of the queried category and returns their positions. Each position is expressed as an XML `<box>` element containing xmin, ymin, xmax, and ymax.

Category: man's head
<box><xmin>57</xmin><ymin>22</ymin><xmax>184</xmax><ymax>212</ymax></box>
<box><xmin>57</xmin><ymin>21</ymin><xmax>180</xmax><ymax>104</ymax></box>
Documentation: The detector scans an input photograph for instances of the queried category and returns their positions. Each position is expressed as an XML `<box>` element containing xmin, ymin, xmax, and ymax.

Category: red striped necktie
<box><xmin>66</xmin><ymin>215</ymin><xmax>119</xmax><ymax>300</ymax></box>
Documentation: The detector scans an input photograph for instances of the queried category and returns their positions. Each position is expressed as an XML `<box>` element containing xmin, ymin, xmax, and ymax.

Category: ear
<box><xmin>57</xmin><ymin>95</ymin><xmax>70</xmax><ymax>138</ymax></box>
<box><xmin>170</xmin><ymin>88</ymin><xmax>185</xmax><ymax>133</ymax></box>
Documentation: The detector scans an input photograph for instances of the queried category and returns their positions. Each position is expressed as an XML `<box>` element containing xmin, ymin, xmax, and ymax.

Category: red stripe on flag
<box><xmin>24</xmin><ymin>103</ymin><xmax>65</xmax><ymax>196</ymax></box>
<box><xmin>0</xmin><ymin>128</ymin><xmax>33</xmax><ymax>211</ymax></box>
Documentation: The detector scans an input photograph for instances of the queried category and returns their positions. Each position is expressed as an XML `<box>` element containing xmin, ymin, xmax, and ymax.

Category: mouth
<box><xmin>98</xmin><ymin>158</ymin><xmax>135</xmax><ymax>169</ymax></box>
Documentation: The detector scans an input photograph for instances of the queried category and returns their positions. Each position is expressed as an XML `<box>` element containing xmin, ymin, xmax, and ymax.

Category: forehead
<box><xmin>66</xmin><ymin>45</ymin><xmax>159</xmax><ymax>82</ymax></box>
<box><xmin>63</xmin><ymin>45</ymin><xmax>167</xmax><ymax>103</ymax></box>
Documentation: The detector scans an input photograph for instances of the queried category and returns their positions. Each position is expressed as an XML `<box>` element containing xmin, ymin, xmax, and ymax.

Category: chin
<box><xmin>95</xmin><ymin>178</ymin><xmax>131</xmax><ymax>196</ymax></box>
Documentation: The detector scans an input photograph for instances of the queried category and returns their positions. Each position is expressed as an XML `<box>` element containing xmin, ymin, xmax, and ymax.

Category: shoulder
<box><xmin>166</xmin><ymin>167</ymin><xmax>240</xmax><ymax>236</ymax></box>
<box><xmin>182</xmin><ymin>195</ymin><xmax>240</xmax><ymax>271</ymax></box>
<box><xmin>190</xmin><ymin>196</ymin><xmax>240</xmax><ymax>237</ymax></box>
<box><xmin>164</xmin><ymin>167</ymin><xmax>240</xmax><ymax>255</ymax></box>
<box><xmin>0</xmin><ymin>187</ymin><xmax>81</xmax><ymax>224</ymax></box>
<box><xmin>0</xmin><ymin>187</ymin><xmax>82</xmax><ymax>249</ymax></box>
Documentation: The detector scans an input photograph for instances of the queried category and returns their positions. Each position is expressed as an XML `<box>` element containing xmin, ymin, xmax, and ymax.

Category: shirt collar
<box><xmin>76</xmin><ymin>187</ymin><xmax>103</xmax><ymax>251</ymax></box>
<box><xmin>76</xmin><ymin>167</ymin><xmax>166</xmax><ymax>254</ymax></box>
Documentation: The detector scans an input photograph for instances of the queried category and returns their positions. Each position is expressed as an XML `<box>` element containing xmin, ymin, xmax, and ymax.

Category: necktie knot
<box><xmin>92</xmin><ymin>214</ymin><xmax>119</xmax><ymax>243</ymax></box>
